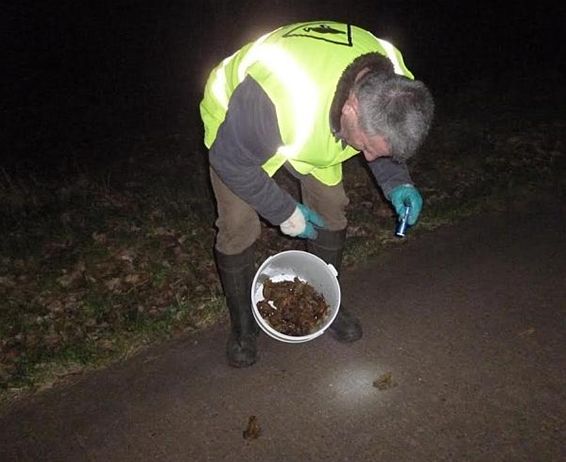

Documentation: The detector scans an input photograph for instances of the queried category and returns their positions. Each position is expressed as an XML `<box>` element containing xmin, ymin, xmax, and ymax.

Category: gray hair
<box><xmin>353</xmin><ymin>73</ymin><xmax>434</xmax><ymax>161</ymax></box>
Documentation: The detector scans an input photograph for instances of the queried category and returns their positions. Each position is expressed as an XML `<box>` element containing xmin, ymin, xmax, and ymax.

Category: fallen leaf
<box><xmin>97</xmin><ymin>339</ymin><xmax>115</xmax><ymax>351</ymax></box>
<box><xmin>104</xmin><ymin>277</ymin><xmax>122</xmax><ymax>291</ymax></box>
<box><xmin>56</xmin><ymin>263</ymin><xmax>85</xmax><ymax>288</ymax></box>
<box><xmin>124</xmin><ymin>273</ymin><xmax>143</xmax><ymax>285</ymax></box>
<box><xmin>153</xmin><ymin>227</ymin><xmax>173</xmax><ymax>237</ymax></box>
<box><xmin>92</xmin><ymin>232</ymin><xmax>108</xmax><ymax>243</ymax></box>
<box><xmin>46</xmin><ymin>300</ymin><xmax>64</xmax><ymax>313</ymax></box>
<box><xmin>115</xmin><ymin>249</ymin><xmax>136</xmax><ymax>263</ymax></box>
<box><xmin>0</xmin><ymin>276</ymin><xmax>16</xmax><ymax>288</ymax></box>
<box><xmin>518</xmin><ymin>327</ymin><xmax>536</xmax><ymax>337</ymax></box>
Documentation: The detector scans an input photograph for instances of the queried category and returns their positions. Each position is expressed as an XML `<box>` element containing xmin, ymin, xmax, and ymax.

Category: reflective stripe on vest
<box><xmin>200</xmin><ymin>22</ymin><xmax>413</xmax><ymax>185</ymax></box>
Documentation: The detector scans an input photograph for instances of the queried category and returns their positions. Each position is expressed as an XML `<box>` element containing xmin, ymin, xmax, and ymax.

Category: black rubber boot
<box><xmin>307</xmin><ymin>228</ymin><xmax>363</xmax><ymax>343</ymax></box>
<box><xmin>215</xmin><ymin>245</ymin><xmax>260</xmax><ymax>367</ymax></box>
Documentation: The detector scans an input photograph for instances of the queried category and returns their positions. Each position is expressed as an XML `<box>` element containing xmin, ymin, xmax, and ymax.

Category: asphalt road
<box><xmin>1</xmin><ymin>203</ymin><xmax>565</xmax><ymax>461</ymax></box>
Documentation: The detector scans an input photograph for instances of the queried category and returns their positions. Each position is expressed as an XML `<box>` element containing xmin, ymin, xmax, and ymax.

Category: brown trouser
<box><xmin>210</xmin><ymin>167</ymin><xmax>349</xmax><ymax>255</ymax></box>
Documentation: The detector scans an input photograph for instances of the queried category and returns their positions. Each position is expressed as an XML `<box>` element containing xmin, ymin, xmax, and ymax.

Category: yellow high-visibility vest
<box><xmin>200</xmin><ymin>21</ymin><xmax>413</xmax><ymax>185</ymax></box>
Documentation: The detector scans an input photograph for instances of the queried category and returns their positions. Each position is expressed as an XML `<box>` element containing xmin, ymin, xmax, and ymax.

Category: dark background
<box><xmin>2</xmin><ymin>0</ymin><xmax>564</xmax><ymax>174</ymax></box>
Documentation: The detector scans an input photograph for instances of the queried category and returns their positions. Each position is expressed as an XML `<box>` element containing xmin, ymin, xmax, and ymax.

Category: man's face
<box><xmin>339</xmin><ymin>95</ymin><xmax>390</xmax><ymax>162</ymax></box>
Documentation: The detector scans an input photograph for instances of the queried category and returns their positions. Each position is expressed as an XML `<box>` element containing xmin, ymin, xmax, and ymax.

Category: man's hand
<box><xmin>389</xmin><ymin>184</ymin><xmax>423</xmax><ymax>225</ymax></box>
<box><xmin>280</xmin><ymin>204</ymin><xmax>326</xmax><ymax>239</ymax></box>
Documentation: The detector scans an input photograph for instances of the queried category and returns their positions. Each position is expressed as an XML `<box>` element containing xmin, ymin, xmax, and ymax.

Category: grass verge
<box><xmin>1</xmin><ymin>77</ymin><xmax>564</xmax><ymax>404</ymax></box>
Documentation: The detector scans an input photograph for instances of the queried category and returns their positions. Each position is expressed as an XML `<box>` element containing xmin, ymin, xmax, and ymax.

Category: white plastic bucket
<box><xmin>251</xmin><ymin>250</ymin><xmax>341</xmax><ymax>343</ymax></box>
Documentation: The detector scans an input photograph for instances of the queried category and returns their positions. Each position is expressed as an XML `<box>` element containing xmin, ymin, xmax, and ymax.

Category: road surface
<box><xmin>1</xmin><ymin>203</ymin><xmax>565</xmax><ymax>461</ymax></box>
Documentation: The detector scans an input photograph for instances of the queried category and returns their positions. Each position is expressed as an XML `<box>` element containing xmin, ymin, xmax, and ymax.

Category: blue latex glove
<box><xmin>280</xmin><ymin>203</ymin><xmax>326</xmax><ymax>239</ymax></box>
<box><xmin>389</xmin><ymin>184</ymin><xmax>423</xmax><ymax>225</ymax></box>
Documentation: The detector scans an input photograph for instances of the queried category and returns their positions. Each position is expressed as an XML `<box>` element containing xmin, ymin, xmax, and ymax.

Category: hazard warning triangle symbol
<box><xmin>283</xmin><ymin>22</ymin><xmax>353</xmax><ymax>47</ymax></box>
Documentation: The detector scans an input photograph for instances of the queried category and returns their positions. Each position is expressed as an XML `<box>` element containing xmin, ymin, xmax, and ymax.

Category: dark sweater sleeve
<box><xmin>208</xmin><ymin>76</ymin><xmax>297</xmax><ymax>225</ymax></box>
<box><xmin>367</xmin><ymin>157</ymin><xmax>414</xmax><ymax>199</ymax></box>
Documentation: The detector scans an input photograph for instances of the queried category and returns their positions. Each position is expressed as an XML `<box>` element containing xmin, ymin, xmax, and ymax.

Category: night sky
<box><xmin>3</xmin><ymin>0</ymin><xmax>564</xmax><ymax>171</ymax></box>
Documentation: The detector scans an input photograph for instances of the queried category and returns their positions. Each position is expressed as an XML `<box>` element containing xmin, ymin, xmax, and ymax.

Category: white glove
<box><xmin>280</xmin><ymin>204</ymin><xmax>326</xmax><ymax>239</ymax></box>
<box><xmin>280</xmin><ymin>207</ymin><xmax>306</xmax><ymax>237</ymax></box>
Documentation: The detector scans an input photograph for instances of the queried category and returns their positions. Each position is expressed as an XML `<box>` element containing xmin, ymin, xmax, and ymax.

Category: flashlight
<box><xmin>395</xmin><ymin>205</ymin><xmax>411</xmax><ymax>238</ymax></box>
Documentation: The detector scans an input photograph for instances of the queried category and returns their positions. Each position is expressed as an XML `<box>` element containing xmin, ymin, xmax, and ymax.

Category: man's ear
<box><xmin>342</xmin><ymin>93</ymin><xmax>359</xmax><ymax>116</ymax></box>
